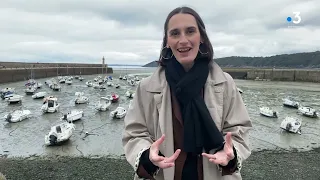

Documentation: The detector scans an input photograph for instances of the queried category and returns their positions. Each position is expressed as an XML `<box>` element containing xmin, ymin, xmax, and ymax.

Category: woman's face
<box><xmin>166</xmin><ymin>13</ymin><xmax>201</xmax><ymax>68</ymax></box>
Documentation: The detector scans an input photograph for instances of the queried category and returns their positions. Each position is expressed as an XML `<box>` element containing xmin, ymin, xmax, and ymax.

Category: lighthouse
<box><xmin>102</xmin><ymin>56</ymin><xmax>105</xmax><ymax>74</ymax></box>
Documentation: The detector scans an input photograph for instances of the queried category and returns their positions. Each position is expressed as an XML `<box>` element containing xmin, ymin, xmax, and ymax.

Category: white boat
<box><xmin>1</xmin><ymin>87</ymin><xmax>15</xmax><ymax>99</ymax></box>
<box><xmin>50</xmin><ymin>83</ymin><xmax>61</xmax><ymax>91</ymax></box>
<box><xmin>41</xmin><ymin>96</ymin><xmax>60</xmax><ymax>113</ymax></box>
<box><xmin>1</xmin><ymin>91</ymin><xmax>14</xmax><ymax>100</ymax></box>
<box><xmin>61</xmin><ymin>110</ymin><xmax>84</xmax><ymax>122</ymax></box>
<box><xmin>92</xmin><ymin>82</ymin><xmax>100</xmax><ymax>89</ymax></box>
<box><xmin>259</xmin><ymin>106</ymin><xmax>277</xmax><ymax>118</ymax></box>
<box><xmin>4</xmin><ymin>110</ymin><xmax>31</xmax><ymax>123</ymax></box>
<box><xmin>280</xmin><ymin>116</ymin><xmax>302</xmax><ymax>134</ymax></box>
<box><xmin>106</xmin><ymin>81</ymin><xmax>113</xmax><ymax>86</ymax></box>
<box><xmin>25</xmin><ymin>86</ymin><xmax>37</xmax><ymax>95</ymax></box>
<box><xmin>99</xmin><ymin>85</ymin><xmax>107</xmax><ymax>89</ymax></box>
<box><xmin>5</xmin><ymin>94</ymin><xmax>23</xmax><ymax>104</ymax></box>
<box><xmin>283</xmin><ymin>97</ymin><xmax>299</xmax><ymax>108</ymax></box>
<box><xmin>128</xmin><ymin>79</ymin><xmax>135</xmax><ymax>86</ymax></box>
<box><xmin>95</xmin><ymin>97</ymin><xmax>112</xmax><ymax>111</ymax></box>
<box><xmin>36</xmin><ymin>82</ymin><xmax>43</xmax><ymax>89</ymax></box>
<box><xmin>75</xmin><ymin>92</ymin><xmax>89</xmax><ymax>104</ymax></box>
<box><xmin>66</xmin><ymin>78</ymin><xmax>73</xmax><ymax>85</ymax></box>
<box><xmin>86</xmin><ymin>81</ymin><xmax>93</xmax><ymax>87</ymax></box>
<box><xmin>79</xmin><ymin>76</ymin><xmax>84</xmax><ymax>81</ymax></box>
<box><xmin>125</xmin><ymin>90</ymin><xmax>135</xmax><ymax>98</ymax></box>
<box><xmin>59</xmin><ymin>78</ymin><xmax>66</xmax><ymax>83</ymax></box>
<box><xmin>115</xmin><ymin>84</ymin><xmax>120</xmax><ymax>88</ymax></box>
<box><xmin>32</xmin><ymin>92</ymin><xmax>47</xmax><ymax>99</ymax></box>
<box><xmin>122</xmin><ymin>75</ymin><xmax>127</xmax><ymax>80</ymax></box>
<box><xmin>110</xmin><ymin>107</ymin><xmax>127</xmax><ymax>119</ymax></box>
<box><xmin>44</xmin><ymin>121</ymin><xmax>75</xmax><ymax>146</ymax></box>
<box><xmin>298</xmin><ymin>106</ymin><xmax>318</xmax><ymax>118</ymax></box>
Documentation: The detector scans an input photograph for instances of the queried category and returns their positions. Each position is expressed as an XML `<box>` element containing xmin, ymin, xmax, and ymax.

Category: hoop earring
<box><xmin>199</xmin><ymin>42</ymin><xmax>209</xmax><ymax>55</ymax></box>
<box><xmin>161</xmin><ymin>47</ymin><xmax>173</xmax><ymax>60</ymax></box>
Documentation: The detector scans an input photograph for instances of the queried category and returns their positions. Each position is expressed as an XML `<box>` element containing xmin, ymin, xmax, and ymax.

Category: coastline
<box><xmin>1</xmin><ymin>148</ymin><xmax>320</xmax><ymax>180</ymax></box>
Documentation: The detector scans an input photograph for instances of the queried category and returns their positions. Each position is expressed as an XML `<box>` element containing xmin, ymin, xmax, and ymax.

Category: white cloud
<box><xmin>0</xmin><ymin>0</ymin><xmax>319</xmax><ymax>65</ymax></box>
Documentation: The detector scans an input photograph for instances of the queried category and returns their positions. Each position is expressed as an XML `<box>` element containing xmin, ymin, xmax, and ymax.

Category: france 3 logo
<box><xmin>286</xmin><ymin>12</ymin><xmax>301</xmax><ymax>28</ymax></box>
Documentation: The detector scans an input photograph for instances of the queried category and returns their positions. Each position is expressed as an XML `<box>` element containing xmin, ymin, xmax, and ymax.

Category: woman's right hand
<box><xmin>149</xmin><ymin>134</ymin><xmax>181</xmax><ymax>169</ymax></box>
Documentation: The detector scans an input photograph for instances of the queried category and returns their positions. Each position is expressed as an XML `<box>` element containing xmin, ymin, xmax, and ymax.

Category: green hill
<box><xmin>143</xmin><ymin>51</ymin><xmax>320</xmax><ymax>68</ymax></box>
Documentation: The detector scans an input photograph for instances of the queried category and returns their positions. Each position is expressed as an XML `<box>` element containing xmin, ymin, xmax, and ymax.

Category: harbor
<box><xmin>0</xmin><ymin>68</ymin><xmax>319</xmax><ymax>159</ymax></box>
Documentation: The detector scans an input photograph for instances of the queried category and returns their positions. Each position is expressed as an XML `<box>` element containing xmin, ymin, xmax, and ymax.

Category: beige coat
<box><xmin>122</xmin><ymin>61</ymin><xmax>252</xmax><ymax>180</ymax></box>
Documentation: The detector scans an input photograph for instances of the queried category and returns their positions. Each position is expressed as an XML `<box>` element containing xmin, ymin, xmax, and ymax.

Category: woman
<box><xmin>122</xmin><ymin>6</ymin><xmax>252</xmax><ymax>180</ymax></box>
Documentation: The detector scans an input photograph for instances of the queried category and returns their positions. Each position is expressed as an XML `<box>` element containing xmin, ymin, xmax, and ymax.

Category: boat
<box><xmin>25</xmin><ymin>85</ymin><xmax>37</xmax><ymax>95</ymax></box>
<box><xmin>298</xmin><ymin>106</ymin><xmax>318</xmax><ymax>118</ymax></box>
<box><xmin>75</xmin><ymin>92</ymin><xmax>89</xmax><ymax>104</ymax></box>
<box><xmin>282</xmin><ymin>97</ymin><xmax>299</xmax><ymax>108</ymax></box>
<box><xmin>125</xmin><ymin>90</ymin><xmax>135</xmax><ymax>98</ymax></box>
<box><xmin>259</xmin><ymin>106</ymin><xmax>277</xmax><ymax>118</ymax></box>
<box><xmin>115</xmin><ymin>84</ymin><xmax>120</xmax><ymax>88</ymax></box>
<box><xmin>59</xmin><ymin>78</ymin><xmax>66</xmax><ymax>83</ymax></box>
<box><xmin>99</xmin><ymin>85</ymin><xmax>107</xmax><ymax>89</ymax></box>
<box><xmin>41</xmin><ymin>96</ymin><xmax>60</xmax><ymax>113</ymax></box>
<box><xmin>1</xmin><ymin>91</ymin><xmax>14</xmax><ymax>100</ymax></box>
<box><xmin>61</xmin><ymin>110</ymin><xmax>84</xmax><ymax>122</ymax></box>
<box><xmin>106</xmin><ymin>81</ymin><xmax>113</xmax><ymax>86</ymax></box>
<box><xmin>36</xmin><ymin>82</ymin><xmax>43</xmax><ymax>89</ymax></box>
<box><xmin>32</xmin><ymin>92</ymin><xmax>47</xmax><ymax>99</ymax></box>
<box><xmin>4</xmin><ymin>110</ymin><xmax>31</xmax><ymax>123</ymax></box>
<box><xmin>95</xmin><ymin>97</ymin><xmax>112</xmax><ymax>111</ymax></box>
<box><xmin>50</xmin><ymin>83</ymin><xmax>61</xmax><ymax>91</ymax></box>
<box><xmin>79</xmin><ymin>76</ymin><xmax>84</xmax><ymax>81</ymax></box>
<box><xmin>1</xmin><ymin>87</ymin><xmax>15</xmax><ymax>99</ymax></box>
<box><xmin>280</xmin><ymin>116</ymin><xmax>302</xmax><ymax>134</ymax></box>
<box><xmin>92</xmin><ymin>82</ymin><xmax>100</xmax><ymax>89</ymax></box>
<box><xmin>66</xmin><ymin>78</ymin><xmax>73</xmax><ymax>85</ymax></box>
<box><xmin>107</xmin><ymin>93</ymin><xmax>119</xmax><ymax>103</ymax></box>
<box><xmin>5</xmin><ymin>94</ymin><xmax>23</xmax><ymax>104</ymax></box>
<box><xmin>86</xmin><ymin>81</ymin><xmax>93</xmax><ymax>87</ymax></box>
<box><xmin>44</xmin><ymin>121</ymin><xmax>75</xmax><ymax>146</ymax></box>
<box><xmin>110</xmin><ymin>107</ymin><xmax>127</xmax><ymax>119</ymax></box>
<box><xmin>128</xmin><ymin>79</ymin><xmax>135</xmax><ymax>86</ymax></box>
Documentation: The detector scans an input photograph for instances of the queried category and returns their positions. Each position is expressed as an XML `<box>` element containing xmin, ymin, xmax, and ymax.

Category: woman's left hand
<box><xmin>202</xmin><ymin>132</ymin><xmax>234</xmax><ymax>166</ymax></box>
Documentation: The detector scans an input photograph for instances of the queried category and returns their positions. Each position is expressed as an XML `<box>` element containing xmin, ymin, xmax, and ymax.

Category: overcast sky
<box><xmin>0</xmin><ymin>0</ymin><xmax>319</xmax><ymax>65</ymax></box>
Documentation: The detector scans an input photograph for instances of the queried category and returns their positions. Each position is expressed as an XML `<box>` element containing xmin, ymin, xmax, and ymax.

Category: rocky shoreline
<box><xmin>1</xmin><ymin>148</ymin><xmax>320</xmax><ymax>180</ymax></box>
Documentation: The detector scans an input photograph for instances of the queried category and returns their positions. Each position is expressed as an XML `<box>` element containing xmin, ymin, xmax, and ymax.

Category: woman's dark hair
<box><xmin>158</xmin><ymin>6</ymin><xmax>214</xmax><ymax>66</ymax></box>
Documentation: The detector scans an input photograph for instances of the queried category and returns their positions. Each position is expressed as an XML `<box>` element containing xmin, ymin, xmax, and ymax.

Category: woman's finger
<box><xmin>164</xmin><ymin>149</ymin><xmax>181</xmax><ymax>163</ymax></box>
<box><xmin>225</xmin><ymin>132</ymin><xmax>233</xmax><ymax>148</ymax></box>
<box><xmin>152</xmin><ymin>134</ymin><xmax>165</xmax><ymax>149</ymax></box>
<box><xmin>150</xmin><ymin>154</ymin><xmax>165</xmax><ymax>162</ymax></box>
<box><xmin>158</xmin><ymin>162</ymin><xmax>175</xmax><ymax>169</ymax></box>
<box><xmin>201</xmin><ymin>153</ymin><xmax>215</xmax><ymax>159</ymax></box>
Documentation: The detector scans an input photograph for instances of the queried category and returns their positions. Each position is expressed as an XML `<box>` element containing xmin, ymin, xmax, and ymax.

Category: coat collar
<box><xmin>145</xmin><ymin>60</ymin><xmax>227</xmax><ymax>93</ymax></box>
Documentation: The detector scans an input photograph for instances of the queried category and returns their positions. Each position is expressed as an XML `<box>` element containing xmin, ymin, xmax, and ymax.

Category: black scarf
<box><xmin>165</xmin><ymin>57</ymin><xmax>225</xmax><ymax>154</ymax></box>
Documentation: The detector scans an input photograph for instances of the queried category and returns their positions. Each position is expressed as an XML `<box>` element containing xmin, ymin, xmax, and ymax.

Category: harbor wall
<box><xmin>222</xmin><ymin>68</ymin><xmax>320</xmax><ymax>83</ymax></box>
<box><xmin>0</xmin><ymin>62</ymin><xmax>104</xmax><ymax>68</ymax></box>
<box><xmin>0</xmin><ymin>67</ymin><xmax>113</xmax><ymax>84</ymax></box>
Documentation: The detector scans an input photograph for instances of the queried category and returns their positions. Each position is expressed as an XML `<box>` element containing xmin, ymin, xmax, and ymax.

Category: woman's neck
<box><xmin>181</xmin><ymin>62</ymin><xmax>194</xmax><ymax>72</ymax></box>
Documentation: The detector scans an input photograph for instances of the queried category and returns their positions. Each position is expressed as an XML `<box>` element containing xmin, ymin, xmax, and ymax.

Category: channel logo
<box><xmin>286</xmin><ymin>12</ymin><xmax>301</xmax><ymax>25</ymax></box>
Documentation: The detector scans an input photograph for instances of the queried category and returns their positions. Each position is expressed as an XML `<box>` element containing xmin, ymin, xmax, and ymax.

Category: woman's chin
<box><xmin>176</xmin><ymin>56</ymin><xmax>197</xmax><ymax>65</ymax></box>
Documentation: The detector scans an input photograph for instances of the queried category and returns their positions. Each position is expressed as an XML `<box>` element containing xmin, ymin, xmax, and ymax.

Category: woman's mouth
<box><xmin>177</xmin><ymin>48</ymin><xmax>192</xmax><ymax>53</ymax></box>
